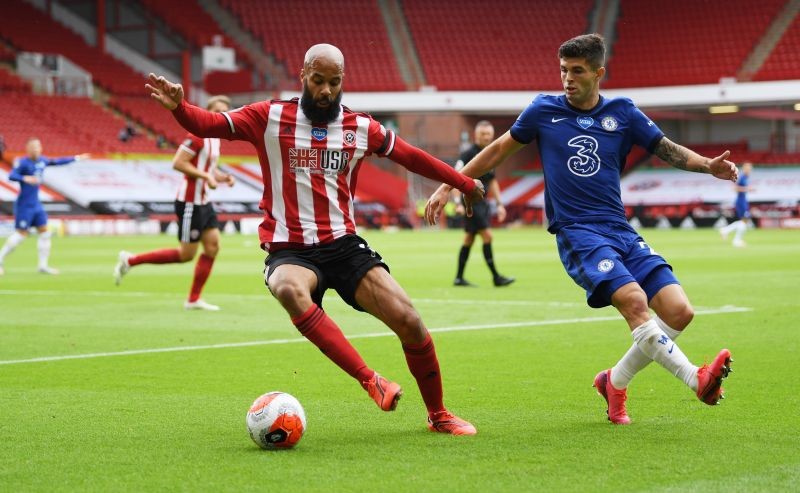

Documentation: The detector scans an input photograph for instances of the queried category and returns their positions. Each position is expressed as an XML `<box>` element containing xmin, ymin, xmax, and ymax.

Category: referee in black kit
<box><xmin>452</xmin><ymin>120</ymin><xmax>515</xmax><ymax>287</ymax></box>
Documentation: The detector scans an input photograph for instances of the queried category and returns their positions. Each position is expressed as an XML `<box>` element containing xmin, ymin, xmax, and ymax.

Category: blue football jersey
<box><xmin>510</xmin><ymin>94</ymin><xmax>664</xmax><ymax>233</ymax></box>
<box><xmin>9</xmin><ymin>155</ymin><xmax>75</xmax><ymax>207</ymax></box>
<box><xmin>735</xmin><ymin>173</ymin><xmax>749</xmax><ymax>204</ymax></box>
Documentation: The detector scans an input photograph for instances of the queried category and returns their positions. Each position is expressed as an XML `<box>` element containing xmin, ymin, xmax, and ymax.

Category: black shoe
<box><xmin>493</xmin><ymin>275</ymin><xmax>515</xmax><ymax>287</ymax></box>
<box><xmin>453</xmin><ymin>277</ymin><xmax>476</xmax><ymax>287</ymax></box>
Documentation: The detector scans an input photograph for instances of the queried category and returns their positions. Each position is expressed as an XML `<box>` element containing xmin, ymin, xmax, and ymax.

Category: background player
<box><xmin>718</xmin><ymin>161</ymin><xmax>753</xmax><ymax>247</ymax></box>
<box><xmin>426</xmin><ymin>34</ymin><xmax>734</xmax><ymax>425</ymax></box>
<box><xmin>114</xmin><ymin>96</ymin><xmax>235</xmax><ymax>311</ymax></box>
<box><xmin>145</xmin><ymin>44</ymin><xmax>483</xmax><ymax>435</ymax></box>
<box><xmin>0</xmin><ymin>138</ymin><xmax>88</xmax><ymax>276</ymax></box>
<box><xmin>452</xmin><ymin>120</ymin><xmax>514</xmax><ymax>287</ymax></box>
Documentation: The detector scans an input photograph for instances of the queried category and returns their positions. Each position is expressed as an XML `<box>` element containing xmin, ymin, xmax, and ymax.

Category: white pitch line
<box><xmin>0</xmin><ymin>306</ymin><xmax>751</xmax><ymax>366</ymax></box>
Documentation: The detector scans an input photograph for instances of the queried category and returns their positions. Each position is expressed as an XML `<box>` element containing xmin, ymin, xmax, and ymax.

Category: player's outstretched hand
<box><xmin>206</xmin><ymin>175</ymin><xmax>218</xmax><ymax>189</ymax></box>
<box><xmin>708</xmin><ymin>150</ymin><xmax>738</xmax><ymax>182</ymax></box>
<box><xmin>462</xmin><ymin>179</ymin><xmax>485</xmax><ymax>218</ymax></box>
<box><xmin>424</xmin><ymin>184</ymin><xmax>452</xmax><ymax>225</ymax></box>
<box><xmin>146</xmin><ymin>73</ymin><xmax>183</xmax><ymax>110</ymax></box>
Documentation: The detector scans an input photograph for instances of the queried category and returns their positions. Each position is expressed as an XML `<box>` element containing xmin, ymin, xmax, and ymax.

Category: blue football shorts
<box><xmin>14</xmin><ymin>203</ymin><xmax>47</xmax><ymax>230</ymax></box>
<box><xmin>555</xmin><ymin>222</ymin><xmax>679</xmax><ymax>308</ymax></box>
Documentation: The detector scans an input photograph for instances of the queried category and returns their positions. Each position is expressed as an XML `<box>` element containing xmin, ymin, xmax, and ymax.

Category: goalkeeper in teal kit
<box><xmin>426</xmin><ymin>34</ymin><xmax>738</xmax><ymax>424</ymax></box>
<box><xmin>0</xmin><ymin>138</ymin><xmax>88</xmax><ymax>275</ymax></box>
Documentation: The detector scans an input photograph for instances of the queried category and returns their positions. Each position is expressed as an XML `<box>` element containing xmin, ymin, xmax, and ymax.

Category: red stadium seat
<box><xmin>220</xmin><ymin>0</ymin><xmax>405</xmax><ymax>92</ymax></box>
<box><xmin>606</xmin><ymin>0</ymin><xmax>786</xmax><ymax>88</ymax></box>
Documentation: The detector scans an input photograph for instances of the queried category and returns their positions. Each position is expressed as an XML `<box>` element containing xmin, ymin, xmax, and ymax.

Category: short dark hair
<box><xmin>558</xmin><ymin>34</ymin><xmax>605</xmax><ymax>69</ymax></box>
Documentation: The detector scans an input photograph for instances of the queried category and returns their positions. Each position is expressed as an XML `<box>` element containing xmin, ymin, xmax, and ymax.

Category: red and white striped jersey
<box><xmin>176</xmin><ymin>134</ymin><xmax>220</xmax><ymax>205</ymax></box>
<box><xmin>221</xmin><ymin>99</ymin><xmax>395</xmax><ymax>251</ymax></box>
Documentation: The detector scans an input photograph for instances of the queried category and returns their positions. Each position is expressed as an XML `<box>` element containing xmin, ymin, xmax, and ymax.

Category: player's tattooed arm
<box><xmin>653</xmin><ymin>137</ymin><xmax>695</xmax><ymax>172</ymax></box>
<box><xmin>653</xmin><ymin>136</ymin><xmax>738</xmax><ymax>182</ymax></box>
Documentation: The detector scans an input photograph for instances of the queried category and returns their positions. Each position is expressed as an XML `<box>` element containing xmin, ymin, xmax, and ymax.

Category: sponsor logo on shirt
<box><xmin>289</xmin><ymin>148</ymin><xmax>351</xmax><ymax>175</ymax></box>
<box><xmin>311</xmin><ymin>127</ymin><xmax>328</xmax><ymax>141</ymax></box>
<box><xmin>601</xmin><ymin>116</ymin><xmax>618</xmax><ymax>131</ymax></box>
<box><xmin>577</xmin><ymin>116</ymin><xmax>594</xmax><ymax>129</ymax></box>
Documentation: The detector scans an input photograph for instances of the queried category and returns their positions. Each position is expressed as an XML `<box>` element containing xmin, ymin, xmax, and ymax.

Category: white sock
<box><xmin>0</xmin><ymin>231</ymin><xmax>25</xmax><ymax>263</ymax></box>
<box><xmin>733</xmin><ymin>221</ymin><xmax>747</xmax><ymax>241</ymax></box>
<box><xmin>631</xmin><ymin>318</ymin><xmax>698</xmax><ymax>391</ymax></box>
<box><xmin>719</xmin><ymin>221</ymin><xmax>737</xmax><ymax>235</ymax></box>
<box><xmin>37</xmin><ymin>231</ymin><xmax>52</xmax><ymax>269</ymax></box>
<box><xmin>611</xmin><ymin>316</ymin><xmax>684</xmax><ymax>389</ymax></box>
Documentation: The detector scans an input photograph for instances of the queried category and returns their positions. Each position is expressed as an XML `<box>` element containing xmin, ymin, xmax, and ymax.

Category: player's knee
<box><xmin>396</xmin><ymin>308</ymin><xmax>426</xmax><ymax>342</ymax></box>
<box><xmin>178</xmin><ymin>250</ymin><xmax>195</xmax><ymax>262</ymax></box>
<box><xmin>271</xmin><ymin>280</ymin><xmax>307</xmax><ymax>307</ymax></box>
<box><xmin>665</xmin><ymin>303</ymin><xmax>694</xmax><ymax>331</ymax></box>
<box><xmin>614</xmin><ymin>286</ymin><xmax>650</xmax><ymax>320</ymax></box>
<box><xmin>204</xmin><ymin>243</ymin><xmax>220</xmax><ymax>257</ymax></box>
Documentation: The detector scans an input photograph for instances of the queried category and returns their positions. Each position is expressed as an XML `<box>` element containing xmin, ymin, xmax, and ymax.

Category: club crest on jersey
<box><xmin>597</xmin><ymin>259</ymin><xmax>615</xmax><ymax>272</ymax></box>
<box><xmin>311</xmin><ymin>127</ymin><xmax>328</xmax><ymax>141</ymax></box>
<box><xmin>577</xmin><ymin>116</ymin><xmax>594</xmax><ymax>129</ymax></box>
<box><xmin>343</xmin><ymin>130</ymin><xmax>356</xmax><ymax>146</ymax></box>
<box><xmin>601</xmin><ymin>116</ymin><xmax>618</xmax><ymax>131</ymax></box>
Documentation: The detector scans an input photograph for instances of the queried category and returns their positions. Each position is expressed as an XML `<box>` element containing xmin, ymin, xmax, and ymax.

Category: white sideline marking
<box><xmin>0</xmin><ymin>306</ymin><xmax>751</xmax><ymax>366</ymax></box>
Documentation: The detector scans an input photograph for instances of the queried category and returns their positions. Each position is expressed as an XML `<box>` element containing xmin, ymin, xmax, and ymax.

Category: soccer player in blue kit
<box><xmin>426</xmin><ymin>34</ymin><xmax>735</xmax><ymax>424</ymax></box>
<box><xmin>718</xmin><ymin>161</ymin><xmax>753</xmax><ymax>247</ymax></box>
<box><xmin>0</xmin><ymin>138</ymin><xmax>89</xmax><ymax>275</ymax></box>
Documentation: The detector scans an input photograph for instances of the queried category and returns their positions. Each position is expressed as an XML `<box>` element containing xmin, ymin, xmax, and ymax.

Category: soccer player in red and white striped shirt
<box><xmin>146</xmin><ymin>44</ymin><xmax>483</xmax><ymax>435</ymax></box>
<box><xmin>113</xmin><ymin>96</ymin><xmax>236</xmax><ymax>311</ymax></box>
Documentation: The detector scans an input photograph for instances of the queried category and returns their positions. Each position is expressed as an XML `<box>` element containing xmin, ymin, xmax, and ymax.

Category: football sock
<box><xmin>456</xmin><ymin>245</ymin><xmax>470</xmax><ymax>279</ymax></box>
<box><xmin>734</xmin><ymin>220</ymin><xmax>747</xmax><ymax>241</ymax></box>
<box><xmin>719</xmin><ymin>220</ymin><xmax>737</xmax><ymax>236</ymax></box>
<box><xmin>482</xmin><ymin>243</ymin><xmax>500</xmax><ymax>278</ymax></box>
<box><xmin>0</xmin><ymin>231</ymin><xmax>25</xmax><ymax>263</ymax></box>
<box><xmin>291</xmin><ymin>305</ymin><xmax>373</xmax><ymax>383</ymax></box>
<box><xmin>631</xmin><ymin>318</ymin><xmax>698</xmax><ymax>390</ymax></box>
<box><xmin>611</xmin><ymin>315</ymin><xmax>684</xmax><ymax>389</ymax></box>
<box><xmin>402</xmin><ymin>333</ymin><xmax>445</xmax><ymax>414</ymax></box>
<box><xmin>37</xmin><ymin>231</ymin><xmax>52</xmax><ymax>269</ymax></box>
<box><xmin>188</xmin><ymin>254</ymin><xmax>215</xmax><ymax>302</ymax></box>
<box><xmin>129</xmin><ymin>248</ymin><xmax>182</xmax><ymax>266</ymax></box>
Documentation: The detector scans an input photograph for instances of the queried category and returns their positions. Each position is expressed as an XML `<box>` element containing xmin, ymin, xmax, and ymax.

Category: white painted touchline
<box><xmin>0</xmin><ymin>306</ymin><xmax>751</xmax><ymax>366</ymax></box>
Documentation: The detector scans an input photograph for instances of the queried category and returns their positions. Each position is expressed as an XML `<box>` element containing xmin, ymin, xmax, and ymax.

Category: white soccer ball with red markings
<box><xmin>246</xmin><ymin>391</ymin><xmax>306</xmax><ymax>449</ymax></box>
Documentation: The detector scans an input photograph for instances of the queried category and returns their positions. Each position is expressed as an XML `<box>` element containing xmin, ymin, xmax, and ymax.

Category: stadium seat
<box><xmin>402</xmin><ymin>0</ymin><xmax>593</xmax><ymax>91</ymax></box>
<box><xmin>220</xmin><ymin>0</ymin><xmax>406</xmax><ymax>92</ymax></box>
<box><xmin>753</xmin><ymin>15</ymin><xmax>800</xmax><ymax>81</ymax></box>
<box><xmin>606</xmin><ymin>0</ymin><xmax>786</xmax><ymax>88</ymax></box>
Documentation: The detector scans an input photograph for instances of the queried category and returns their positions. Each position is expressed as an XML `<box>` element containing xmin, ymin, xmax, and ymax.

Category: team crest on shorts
<box><xmin>597</xmin><ymin>259</ymin><xmax>615</xmax><ymax>272</ymax></box>
<box><xmin>601</xmin><ymin>116</ymin><xmax>618</xmax><ymax>131</ymax></box>
<box><xmin>343</xmin><ymin>130</ymin><xmax>356</xmax><ymax>146</ymax></box>
<box><xmin>191</xmin><ymin>229</ymin><xmax>200</xmax><ymax>240</ymax></box>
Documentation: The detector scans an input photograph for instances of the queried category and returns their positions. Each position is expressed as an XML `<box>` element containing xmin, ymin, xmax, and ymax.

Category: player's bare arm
<box><xmin>214</xmin><ymin>168</ymin><xmax>235</xmax><ymax>187</ymax></box>
<box><xmin>173</xmin><ymin>150</ymin><xmax>217</xmax><ymax>189</ymax></box>
<box><xmin>488</xmin><ymin>178</ymin><xmax>507</xmax><ymax>222</ymax></box>
<box><xmin>146</xmin><ymin>73</ymin><xmax>183</xmax><ymax>110</ymax></box>
<box><xmin>653</xmin><ymin>136</ymin><xmax>738</xmax><ymax>182</ymax></box>
<box><xmin>425</xmin><ymin>132</ymin><xmax>522</xmax><ymax>225</ymax></box>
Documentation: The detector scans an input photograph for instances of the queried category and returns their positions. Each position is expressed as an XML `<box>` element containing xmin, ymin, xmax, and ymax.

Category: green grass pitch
<box><xmin>1</xmin><ymin>226</ymin><xmax>798</xmax><ymax>491</ymax></box>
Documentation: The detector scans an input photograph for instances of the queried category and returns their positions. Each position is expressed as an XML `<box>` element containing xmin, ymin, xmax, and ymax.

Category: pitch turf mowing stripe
<box><xmin>0</xmin><ymin>289</ymin><xmax>742</xmax><ymax>310</ymax></box>
<box><xmin>0</xmin><ymin>305</ymin><xmax>750</xmax><ymax>366</ymax></box>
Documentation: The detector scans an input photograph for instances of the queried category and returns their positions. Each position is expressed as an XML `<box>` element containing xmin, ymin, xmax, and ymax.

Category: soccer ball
<box><xmin>246</xmin><ymin>391</ymin><xmax>306</xmax><ymax>450</ymax></box>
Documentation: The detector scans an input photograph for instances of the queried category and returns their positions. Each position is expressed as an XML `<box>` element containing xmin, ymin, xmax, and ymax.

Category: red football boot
<box><xmin>427</xmin><ymin>410</ymin><xmax>477</xmax><ymax>435</ymax></box>
<box><xmin>593</xmin><ymin>369</ymin><xmax>631</xmax><ymax>425</ymax></box>
<box><xmin>696</xmin><ymin>349</ymin><xmax>732</xmax><ymax>405</ymax></box>
<box><xmin>362</xmin><ymin>372</ymin><xmax>402</xmax><ymax>411</ymax></box>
